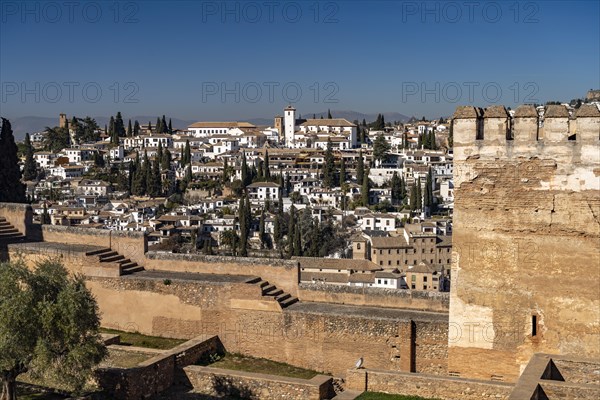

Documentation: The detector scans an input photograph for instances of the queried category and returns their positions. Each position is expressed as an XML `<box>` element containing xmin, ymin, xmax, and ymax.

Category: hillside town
<box><xmin>15</xmin><ymin>107</ymin><xmax>457</xmax><ymax>292</ymax></box>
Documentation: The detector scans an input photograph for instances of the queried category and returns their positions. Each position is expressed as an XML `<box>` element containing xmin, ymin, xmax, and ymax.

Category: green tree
<box><xmin>156</xmin><ymin>117</ymin><xmax>162</xmax><ymax>134</ymax></box>
<box><xmin>323</xmin><ymin>138</ymin><xmax>335</xmax><ymax>188</ymax></box>
<box><xmin>183</xmin><ymin>140</ymin><xmax>191</xmax><ymax>166</ymax></box>
<box><xmin>168</xmin><ymin>118</ymin><xmax>173</xmax><ymax>134</ymax></box>
<box><xmin>356</xmin><ymin>150</ymin><xmax>364</xmax><ymax>184</ymax></box>
<box><xmin>264</xmin><ymin>149</ymin><xmax>270</xmax><ymax>179</ymax></box>
<box><xmin>114</xmin><ymin>112</ymin><xmax>126</xmax><ymax>137</ymax></box>
<box><xmin>391</xmin><ymin>172</ymin><xmax>402</xmax><ymax>205</ymax></box>
<box><xmin>373</xmin><ymin>134</ymin><xmax>391</xmax><ymax>165</ymax></box>
<box><xmin>339</xmin><ymin>155</ymin><xmax>346</xmax><ymax>187</ymax></box>
<box><xmin>327</xmin><ymin>109</ymin><xmax>332</xmax><ymax>119</ymax></box>
<box><xmin>127</xmin><ymin>119</ymin><xmax>132</xmax><ymax>137</ymax></box>
<box><xmin>0</xmin><ymin>259</ymin><xmax>106</xmax><ymax>399</ymax></box>
<box><xmin>161</xmin><ymin>115</ymin><xmax>168</xmax><ymax>133</ymax></box>
<box><xmin>22</xmin><ymin>133</ymin><xmax>37</xmax><ymax>181</ymax></box>
<box><xmin>410</xmin><ymin>181</ymin><xmax>417</xmax><ymax>211</ymax></box>
<box><xmin>161</xmin><ymin>148</ymin><xmax>172</xmax><ymax>171</ymax></box>
<box><xmin>259</xmin><ymin>209</ymin><xmax>266</xmax><ymax>249</ymax></box>
<box><xmin>132</xmin><ymin>152</ymin><xmax>146</xmax><ymax>195</ymax></box>
<box><xmin>40</xmin><ymin>203</ymin><xmax>51</xmax><ymax>224</ymax></box>
<box><xmin>416</xmin><ymin>178</ymin><xmax>422</xmax><ymax>210</ymax></box>
<box><xmin>43</xmin><ymin>126</ymin><xmax>70</xmax><ymax>153</ymax></box>
<box><xmin>0</xmin><ymin>119</ymin><xmax>26</xmax><ymax>203</ymax></box>
<box><xmin>133</xmin><ymin>120</ymin><xmax>141</xmax><ymax>136</ymax></box>
<box><xmin>149</xmin><ymin>155</ymin><xmax>162</xmax><ymax>197</ymax></box>
<box><xmin>220</xmin><ymin>230</ymin><xmax>239</xmax><ymax>256</ymax></box>
<box><xmin>361</xmin><ymin>171</ymin><xmax>370</xmax><ymax>206</ymax></box>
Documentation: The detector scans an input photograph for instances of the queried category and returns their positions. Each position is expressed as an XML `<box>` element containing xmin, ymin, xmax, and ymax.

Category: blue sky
<box><xmin>1</xmin><ymin>0</ymin><xmax>599</xmax><ymax>121</ymax></box>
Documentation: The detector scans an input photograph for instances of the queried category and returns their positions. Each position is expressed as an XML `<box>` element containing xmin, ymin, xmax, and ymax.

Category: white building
<box><xmin>34</xmin><ymin>151</ymin><xmax>55</xmax><ymax>169</ymax></box>
<box><xmin>49</xmin><ymin>165</ymin><xmax>83</xmax><ymax>179</ymax></box>
<box><xmin>187</xmin><ymin>122</ymin><xmax>256</xmax><ymax>137</ymax></box>
<box><xmin>247</xmin><ymin>182</ymin><xmax>280</xmax><ymax>204</ymax></box>
<box><xmin>283</xmin><ymin>105</ymin><xmax>296</xmax><ymax>146</ymax></box>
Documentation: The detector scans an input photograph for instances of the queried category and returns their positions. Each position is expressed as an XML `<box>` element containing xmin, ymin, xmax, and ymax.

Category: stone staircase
<box><xmin>85</xmin><ymin>247</ymin><xmax>144</xmax><ymax>275</ymax></box>
<box><xmin>0</xmin><ymin>217</ymin><xmax>26</xmax><ymax>243</ymax></box>
<box><xmin>247</xmin><ymin>277</ymin><xmax>299</xmax><ymax>309</ymax></box>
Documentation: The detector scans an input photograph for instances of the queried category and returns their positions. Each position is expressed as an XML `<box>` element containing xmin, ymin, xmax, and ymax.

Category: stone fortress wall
<box><xmin>449</xmin><ymin>104</ymin><xmax>600</xmax><ymax>382</ymax></box>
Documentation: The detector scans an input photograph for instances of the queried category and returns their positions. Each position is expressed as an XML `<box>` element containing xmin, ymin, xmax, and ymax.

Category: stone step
<box><xmin>331</xmin><ymin>390</ymin><xmax>363</xmax><ymax>400</ymax></box>
<box><xmin>263</xmin><ymin>287</ymin><xmax>283</xmax><ymax>297</ymax></box>
<box><xmin>261</xmin><ymin>284</ymin><xmax>276</xmax><ymax>293</ymax></box>
<box><xmin>85</xmin><ymin>248</ymin><xmax>113</xmax><ymax>256</ymax></box>
<box><xmin>258</xmin><ymin>280</ymin><xmax>269</xmax><ymax>288</ymax></box>
<box><xmin>275</xmin><ymin>293</ymin><xmax>291</xmax><ymax>302</ymax></box>
<box><xmin>245</xmin><ymin>276</ymin><xmax>262</xmax><ymax>284</ymax></box>
<box><xmin>0</xmin><ymin>227</ymin><xmax>18</xmax><ymax>233</ymax></box>
<box><xmin>121</xmin><ymin>264</ymin><xmax>144</xmax><ymax>275</ymax></box>
<box><xmin>0</xmin><ymin>221</ymin><xmax>11</xmax><ymax>227</ymax></box>
<box><xmin>279</xmin><ymin>296</ymin><xmax>299</xmax><ymax>308</ymax></box>
<box><xmin>0</xmin><ymin>217</ymin><xmax>6</xmax><ymax>222</ymax></box>
<box><xmin>0</xmin><ymin>231</ymin><xmax>23</xmax><ymax>238</ymax></box>
<box><xmin>100</xmin><ymin>254</ymin><xmax>125</xmax><ymax>263</ymax></box>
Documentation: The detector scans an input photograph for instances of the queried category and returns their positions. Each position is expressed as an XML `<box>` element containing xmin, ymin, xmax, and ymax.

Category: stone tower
<box><xmin>448</xmin><ymin>104</ymin><xmax>600</xmax><ymax>382</ymax></box>
<box><xmin>59</xmin><ymin>113</ymin><xmax>67</xmax><ymax>129</ymax></box>
<box><xmin>274</xmin><ymin>115</ymin><xmax>283</xmax><ymax>142</ymax></box>
<box><xmin>284</xmin><ymin>105</ymin><xmax>296</xmax><ymax>146</ymax></box>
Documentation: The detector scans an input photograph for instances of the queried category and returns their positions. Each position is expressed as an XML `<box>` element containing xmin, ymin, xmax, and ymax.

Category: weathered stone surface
<box><xmin>183</xmin><ymin>366</ymin><xmax>334</xmax><ymax>400</ymax></box>
<box><xmin>449</xmin><ymin>105</ymin><xmax>600</xmax><ymax>382</ymax></box>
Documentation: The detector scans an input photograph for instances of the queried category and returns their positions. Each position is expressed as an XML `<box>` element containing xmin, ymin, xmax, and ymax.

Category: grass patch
<box><xmin>99</xmin><ymin>349</ymin><xmax>154</xmax><ymax>368</ymax></box>
<box><xmin>198</xmin><ymin>352</ymin><xmax>321</xmax><ymax>380</ymax></box>
<box><xmin>100</xmin><ymin>328</ymin><xmax>187</xmax><ymax>350</ymax></box>
<box><xmin>356</xmin><ymin>393</ymin><xmax>440</xmax><ymax>400</ymax></box>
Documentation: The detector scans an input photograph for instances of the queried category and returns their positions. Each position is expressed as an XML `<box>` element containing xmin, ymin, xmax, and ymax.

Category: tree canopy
<box><xmin>0</xmin><ymin>259</ymin><xmax>106</xmax><ymax>399</ymax></box>
<box><xmin>0</xmin><ymin>118</ymin><xmax>26</xmax><ymax>203</ymax></box>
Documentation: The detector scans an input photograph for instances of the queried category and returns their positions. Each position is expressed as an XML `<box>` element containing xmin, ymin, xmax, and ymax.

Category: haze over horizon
<box><xmin>1</xmin><ymin>0</ymin><xmax>599</xmax><ymax>122</ymax></box>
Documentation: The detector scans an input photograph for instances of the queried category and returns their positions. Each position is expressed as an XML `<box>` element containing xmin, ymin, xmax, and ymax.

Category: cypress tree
<box><xmin>133</xmin><ymin>120</ymin><xmax>140</xmax><ymax>135</ymax></box>
<box><xmin>149</xmin><ymin>155</ymin><xmax>161</xmax><ymax>197</ymax></box>
<box><xmin>108</xmin><ymin>116</ymin><xmax>115</xmax><ymax>136</ymax></box>
<box><xmin>323</xmin><ymin>138</ymin><xmax>335</xmax><ymax>188</ymax></box>
<box><xmin>391</xmin><ymin>172</ymin><xmax>401</xmax><ymax>205</ymax></box>
<box><xmin>293</xmin><ymin>223</ymin><xmax>302</xmax><ymax>256</ymax></box>
<box><xmin>327</xmin><ymin>109</ymin><xmax>332</xmax><ymax>119</ymax></box>
<box><xmin>41</xmin><ymin>203</ymin><xmax>51</xmax><ymax>224</ymax></box>
<box><xmin>238</xmin><ymin>196</ymin><xmax>248</xmax><ymax>256</ymax></box>
<box><xmin>264</xmin><ymin>149</ymin><xmax>270</xmax><ymax>179</ymax></box>
<box><xmin>161</xmin><ymin>149</ymin><xmax>171</xmax><ymax>171</ymax></box>
<box><xmin>156</xmin><ymin>117</ymin><xmax>162</xmax><ymax>134</ymax></box>
<box><xmin>141</xmin><ymin>151</ymin><xmax>151</xmax><ymax>195</ymax></box>
<box><xmin>148</xmin><ymin>121</ymin><xmax>152</xmax><ymax>133</ymax></box>
<box><xmin>160</xmin><ymin>115</ymin><xmax>166</xmax><ymax>133</ymax></box>
<box><xmin>259</xmin><ymin>209</ymin><xmax>266</xmax><ymax>249</ymax></box>
<box><xmin>361</xmin><ymin>171</ymin><xmax>369</xmax><ymax>207</ymax></box>
<box><xmin>168</xmin><ymin>118</ymin><xmax>173</xmax><ymax>134</ymax></box>
<box><xmin>22</xmin><ymin>133</ymin><xmax>37</xmax><ymax>181</ymax></box>
<box><xmin>410</xmin><ymin>181</ymin><xmax>417</xmax><ymax>210</ymax></box>
<box><xmin>356</xmin><ymin>150</ymin><xmax>364</xmax><ymax>184</ymax></box>
<box><xmin>339</xmin><ymin>155</ymin><xmax>346</xmax><ymax>187</ymax></box>
<box><xmin>0</xmin><ymin>118</ymin><xmax>26</xmax><ymax>202</ymax></box>
<box><xmin>127</xmin><ymin>119</ymin><xmax>132</xmax><ymax>136</ymax></box>
<box><xmin>183</xmin><ymin>140</ymin><xmax>191</xmax><ymax>165</ymax></box>
<box><xmin>115</xmin><ymin>112</ymin><xmax>126</xmax><ymax>137</ymax></box>
<box><xmin>416</xmin><ymin>178</ymin><xmax>422</xmax><ymax>210</ymax></box>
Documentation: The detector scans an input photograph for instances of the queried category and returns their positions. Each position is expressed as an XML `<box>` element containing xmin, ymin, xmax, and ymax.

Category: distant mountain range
<box><xmin>6</xmin><ymin>110</ymin><xmax>412</xmax><ymax>141</ymax></box>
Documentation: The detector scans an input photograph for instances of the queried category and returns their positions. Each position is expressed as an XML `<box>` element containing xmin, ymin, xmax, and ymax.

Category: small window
<box><xmin>357</xmin><ymin>243</ymin><xmax>361</xmax><ymax>250</ymax></box>
<box><xmin>384</xmin><ymin>280</ymin><xmax>388</xmax><ymax>285</ymax></box>
<box><xmin>411</xmin><ymin>275</ymin><xmax>416</xmax><ymax>282</ymax></box>
<box><xmin>423</xmin><ymin>276</ymin><xmax>428</xmax><ymax>282</ymax></box>
<box><xmin>378</xmin><ymin>279</ymin><xmax>381</xmax><ymax>284</ymax></box>
<box><xmin>532</xmin><ymin>314</ymin><xmax>538</xmax><ymax>337</ymax></box>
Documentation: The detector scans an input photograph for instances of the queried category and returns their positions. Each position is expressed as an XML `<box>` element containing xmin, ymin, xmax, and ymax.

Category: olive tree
<box><xmin>0</xmin><ymin>259</ymin><xmax>106</xmax><ymax>400</ymax></box>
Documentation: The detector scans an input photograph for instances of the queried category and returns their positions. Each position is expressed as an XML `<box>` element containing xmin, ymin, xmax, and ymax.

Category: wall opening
<box><xmin>532</xmin><ymin>314</ymin><xmax>538</xmax><ymax>337</ymax></box>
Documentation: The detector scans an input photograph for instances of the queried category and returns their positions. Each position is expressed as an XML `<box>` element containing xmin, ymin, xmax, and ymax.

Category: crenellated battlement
<box><xmin>452</xmin><ymin>104</ymin><xmax>600</xmax><ymax>173</ymax></box>
<box><xmin>453</xmin><ymin>104</ymin><xmax>600</xmax><ymax>145</ymax></box>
